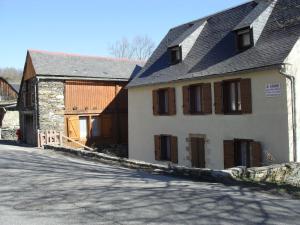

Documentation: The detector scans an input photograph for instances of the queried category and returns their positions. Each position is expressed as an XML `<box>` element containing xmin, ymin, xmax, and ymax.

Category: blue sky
<box><xmin>0</xmin><ymin>0</ymin><xmax>247</xmax><ymax>69</ymax></box>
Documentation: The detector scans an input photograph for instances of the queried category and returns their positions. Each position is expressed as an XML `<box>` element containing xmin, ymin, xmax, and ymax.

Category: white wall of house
<box><xmin>128</xmin><ymin>69</ymin><xmax>291</xmax><ymax>169</ymax></box>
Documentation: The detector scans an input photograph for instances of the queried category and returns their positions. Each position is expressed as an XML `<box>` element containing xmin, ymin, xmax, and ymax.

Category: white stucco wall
<box><xmin>128</xmin><ymin>69</ymin><xmax>291</xmax><ymax>169</ymax></box>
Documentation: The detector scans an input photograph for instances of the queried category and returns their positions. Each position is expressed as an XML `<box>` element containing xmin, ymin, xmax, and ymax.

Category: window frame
<box><xmin>189</xmin><ymin>84</ymin><xmax>204</xmax><ymax>115</ymax></box>
<box><xmin>79</xmin><ymin>116</ymin><xmax>89</xmax><ymax>140</ymax></box>
<box><xmin>157</xmin><ymin>88</ymin><xmax>169</xmax><ymax>115</ymax></box>
<box><xmin>236</xmin><ymin>27</ymin><xmax>254</xmax><ymax>52</ymax></box>
<box><xmin>234</xmin><ymin>139</ymin><xmax>253</xmax><ymax>167</ymax></box>
<box><xmin>90</xmin><ymin>116</ymin><xmax>101</xmax><ymax>138</ymax></box>
<box><xmin>223</xmin><ymin>79</ymin><xmax>242</xmax><ymax>115</ymax></box>
<box><xmin>169</xmin><ymin>45</ymin><xmax>182</xmax><ymax>65</ymax></box>
<box><xmin>160</xmin><ymin>135</ymin><xmax>172</xmax><ymax>161</ymax></box>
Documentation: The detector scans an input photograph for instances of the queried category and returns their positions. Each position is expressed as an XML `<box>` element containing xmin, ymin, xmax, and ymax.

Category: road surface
<box><xmin>0</xmin><ymin>143</ymin><xmax>299</xmax><ymax>225</ymax></box>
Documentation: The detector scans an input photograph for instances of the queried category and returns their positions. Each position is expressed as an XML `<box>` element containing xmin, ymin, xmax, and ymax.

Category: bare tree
<box><xmin>0</xmin><ymin>68</ymin><xmax>22</xmax><ymax>84</ymax></box>
<box><xmin>109</xmin><ymin>35</ymin><xmax>155</xmax><ymax>60</ymax></box>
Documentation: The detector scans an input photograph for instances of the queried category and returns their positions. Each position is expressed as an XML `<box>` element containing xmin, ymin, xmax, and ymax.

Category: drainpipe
<box><xmin>280</xmin><ymin>63</ymin><xmax>297</xmax><ymax>162</ymax></box>
<box><xmin>34</xmin><ymin>77</ymin><xmax>40</xmax><ymax>144</ymax></box>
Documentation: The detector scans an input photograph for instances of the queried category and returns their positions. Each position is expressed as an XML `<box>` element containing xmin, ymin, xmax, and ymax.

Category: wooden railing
<box><xmin>38</xmin><ymin>130</ymin><xmax>94</xmax><ymax>151</ymax></box>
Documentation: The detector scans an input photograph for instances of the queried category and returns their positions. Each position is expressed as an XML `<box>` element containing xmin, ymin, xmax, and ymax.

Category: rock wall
<box><xmin>44</xmin><ymin>144</ymin><xmax>300</xmax><ymax>187</ymax></box>
<box><xmin>1</xmin><ymin>110</ymin><xmax>19</xmax><ymax>140</ymax></box>
<box><xmin>230</xmin><ymin>163</ymin><xmax>300</xmax><ymax>187</ymax></box>
<box><xmin>38</xmin><ymin>80</ymin><xmax>65</xmax><ymax>132</ymax></box>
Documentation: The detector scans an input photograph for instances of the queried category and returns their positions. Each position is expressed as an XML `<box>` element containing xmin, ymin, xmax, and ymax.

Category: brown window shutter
<box><xmin>250</xmin><ymin>141</ymin><xmax>262</xmax><ymax>167</ymax></box>
<box><xmin>202</xmin><ymin>83</ymin><xmax>212</xmax><ymax>114</ymax></box>
<box><xmin>152</xmin><ymin>90</ymin><xmax>159</xmax><ymax>115</ymax></box>
<box><xmin>214</xmin><ymin>82</ymin><xmax>223</xmax><ymax>114</ymax></box>
<box><xmin>241</xmin><ymin>79</ymin><xmax>252</xmax><ymax>114</ymax></box>
<box><xmin>168</xmin><ymin>88</ymin><xmax>176</xmax><ymax>115</ymax></box>
<box><xmin>224</xmin><ymin>140</ymin><xmax>235</xmax><ymax>169</ymax></box>
<box><xmin>154</xmin><ymin>135</ymin><xmax>161</xmax><ymax>161</ymax></box>
<box><xmin>182</xmin><ymin>86</ymin><xmax>190</xmax><ymax>114</ymax></box>
<box><xmin>67</xmin><ymin>116</ymin><xmax>80</xmax><ymax>140</ymax></box>
<box><xmin>171</xmin><ymin>136</ymin><xmax>178</xmax><ymax>163</ymax></box>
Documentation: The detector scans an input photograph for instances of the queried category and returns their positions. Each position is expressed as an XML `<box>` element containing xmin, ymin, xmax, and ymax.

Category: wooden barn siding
<box><xmin>65</xmin><ymin>81</ymin><xmax>124</xmax><ymax>113</ymax></box>
<box><xmin>64</xmin><ymin>80</ymin><xmax>128</xmax><ymax>147</ymax></box>
<box><xmin>24</xmin><ymin>54</ymin><xmax>36</xmax><ymax>81</ymax></box>
<box><xmin>0</xmin><ymin>79</ymin><xmax>18</xmax><ymax>100</ymax></box>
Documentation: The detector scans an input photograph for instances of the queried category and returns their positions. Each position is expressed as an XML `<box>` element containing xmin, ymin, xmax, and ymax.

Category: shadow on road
<box><xmin>0</xmin><ymin>147</ymin><xmax>299</xmax><ymax>224</ymax></box>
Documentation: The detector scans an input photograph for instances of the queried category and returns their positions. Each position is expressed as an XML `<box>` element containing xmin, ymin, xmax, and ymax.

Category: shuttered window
<box><xmin>214</xmin><ymin>78</ymin><xmax>252</xmax><ymax>114</ymax></box>
<box><xmin>153</xmin><ymin>88</ymin><xmax>176</xmax><ymax>116</ymax></box>
<box><xmin>183</xmin><ymin>83</ymin><xmax>212</xmax><ymax>115</ymax></box>
<box><xmin>154</xmin><ymin>135</ymin><xmax>178</xmax><ymax>163</ymax></box>
<box><xmin>224</xmin><ymin>139</ymin><xmax>262</xmax><ymax>169</ymax></box>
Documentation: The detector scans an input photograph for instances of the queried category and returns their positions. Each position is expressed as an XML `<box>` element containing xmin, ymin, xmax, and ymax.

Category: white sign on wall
<box><xmin>265</xmin><ymin>83</ymin><xmax>281</xmax><ymax>97</ymax></box>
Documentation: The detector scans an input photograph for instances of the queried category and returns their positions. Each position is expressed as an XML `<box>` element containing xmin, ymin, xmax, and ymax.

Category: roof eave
<box><xmin>126</xmin><ymin>64</ymin><xmax>281</xmax><ymax>89</ymax></box>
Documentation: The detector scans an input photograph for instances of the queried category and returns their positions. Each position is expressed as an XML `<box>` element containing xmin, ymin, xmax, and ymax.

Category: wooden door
<box><xmin>191</xmin><ymin>137</ymin><xmax>205</xmax><ymax>168</ymax></box>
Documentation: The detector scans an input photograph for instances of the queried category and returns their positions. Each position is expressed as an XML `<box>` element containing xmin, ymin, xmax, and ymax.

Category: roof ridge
<box><xmin>28</xmin><ymin>49</ymin><xmax>146</xmax><ymax>64</ymax></box>
<box><xmin>170</xmin><ymin>0</ymin><xmax>254</xmax><ymax>30</ymax></box>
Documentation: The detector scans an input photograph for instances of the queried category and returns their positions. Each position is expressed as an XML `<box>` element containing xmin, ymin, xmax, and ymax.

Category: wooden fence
<box><xmin>38</xmin><ymin>130</ymin><xmax>94</xmax><ymax>151</ymax></box>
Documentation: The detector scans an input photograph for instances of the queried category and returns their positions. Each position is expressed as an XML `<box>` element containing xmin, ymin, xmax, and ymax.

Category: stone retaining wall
<box><xmin>44</xmin><ymin>145</ymin><xmax>300</xmax><ymax>187</ymax></box>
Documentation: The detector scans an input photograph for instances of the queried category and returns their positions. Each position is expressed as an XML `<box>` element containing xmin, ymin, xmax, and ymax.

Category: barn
<box><xmin>18</xmin><ymin>50</ymin><xmax>143</xmax><ymax>152</ymax></box>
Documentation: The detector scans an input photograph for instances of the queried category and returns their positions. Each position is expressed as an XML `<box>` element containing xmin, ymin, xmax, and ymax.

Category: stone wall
<box><xmin>38</xmin><ymin>80</ymin><xmax>65</xmax><ymax>132</ymax></box>
<box><xmin>44</xmin><ymin>144</ymin><xmax>300</xmax><ymax>187</ymax></box>
<box><xmin>230</xmin><ymin>163</ymin><xmax>300</xmax><ymax>187</ymax></box>
<box><xmin>1</xmin><ymin>110</ymin><xmax>19</xmax><ymax>140</ymax></box>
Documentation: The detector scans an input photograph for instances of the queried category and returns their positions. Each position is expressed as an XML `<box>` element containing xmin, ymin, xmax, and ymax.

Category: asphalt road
<box><xmin>0</xmin><ymin>143</ymin><xmax>299</xmax><ymax>225</ymax></box>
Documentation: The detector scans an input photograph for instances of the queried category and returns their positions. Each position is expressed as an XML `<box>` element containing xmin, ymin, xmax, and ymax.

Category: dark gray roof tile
<box><xmin>29</xmin><ymin>50</ymin><xmax>144</xmax><ymax>81</ymax></box>
<box><xmin>128</xmin><ymin>0</ymin><xmax>300</xmax><ymax>88</ymax></box>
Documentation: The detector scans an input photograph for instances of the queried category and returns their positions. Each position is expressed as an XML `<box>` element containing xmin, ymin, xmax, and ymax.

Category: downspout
<box><xmin>34</xmin><ymin>77</ymin><xmax>40</xmax><ymax>144</ymax></box>
<box><xmin>280</xmin><ymin>63</ymin><xmax>297</xmax><ymax>162</ymax></box>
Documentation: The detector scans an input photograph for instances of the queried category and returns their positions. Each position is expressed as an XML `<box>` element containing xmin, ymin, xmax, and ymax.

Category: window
<box><xmin>223</xmin><ymin>80</ymin><xmax>242</xmax><ymax>113</ymax></box>
<box><xmin>160</xmin><ymin>135</ymin><xmax>172</xmax><ymax>161</ymax></box>
<box><xmin>79</xmin><ymin>116</ymin><xmax>88</xmax><ymax>139</ymax></box>
<box><xmin>169</xmin><ymin>46</ymin><xmax>182</xmax><ymax>64</ymax></box>
<box><xmin>190</xmin><ymin>85</ymin><xmax>203</xmax><ymax>114</ymax></box>
<box><xmin>91</xmin><ymin>116</ymin><xmax>101</xmax><ymax>137</ymax></box>
<box><xmin>158</xmin><ymin>89</ymin><xmax>168</xmax><ymax>114</ymax></box>
<box><xmin>236</xmin><ymin>28</ymin><xmax>253</xmax><ymax>51</ymax></box>
<box><xmin>154</xmin><ymin>135</ymin><xmax>178</xmax><ymax>163</ymax></box>
<box><xmin>214</xmin><ymin>79</ymin><xmax>252</xmax><ymax>115</ymax></box>
<box><xmin>183</xmin><ymin>83</ymin><xmax>212</xmax><ymax>115</ymax></box>
<box><xmin>234</xmin><ymin>139</ymin><xmax>251</xmax><ymax>167</ymax></box>
<box><xmin>153</xmin><ymin>88</ymin><xmax>176</xmax><ymax>116</ymax></box>
<box><xmin>223</xmin><ymin>139</ymin><xmax>262</xmax><ymax>169</ymax></box>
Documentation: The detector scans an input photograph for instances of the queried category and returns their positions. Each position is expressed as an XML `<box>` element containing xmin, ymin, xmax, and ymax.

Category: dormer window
<box><xmin>236</xmin><ymin>28</ymin><xmax>253</xmax><ymax>51</ymax></box>
<box><xmin>169</xmin><ymin>46</ymin><xmax>182</xmax><ymax>65</ymax></box>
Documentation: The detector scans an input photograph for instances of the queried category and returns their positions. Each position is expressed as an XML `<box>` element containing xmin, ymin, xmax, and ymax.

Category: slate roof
<box><xmin>29</xmin><ymin>50</ymin><xmax>144</xmax><ymax>81</ymax></box>
<box><xmin>128</xmin><ymin>0</ymin><xmax>300</xmax><ymax>88</ymax></box>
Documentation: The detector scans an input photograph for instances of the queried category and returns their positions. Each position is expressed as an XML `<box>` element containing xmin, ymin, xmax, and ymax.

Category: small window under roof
<box><xmin>169</xmin><ymin>46</ymin><xmax>182</xmax><ymax>65</ymax></box>
<box><xmin>236</xmin><ymin>27</ymin><xmax>253</xmax><ymax>51</ymax></box>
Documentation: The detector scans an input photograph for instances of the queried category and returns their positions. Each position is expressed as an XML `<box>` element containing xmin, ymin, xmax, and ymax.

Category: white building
<box><xmin>127</xmin><ymin>0</ymin><xmax>300</xmax><ymax>169</ymax></box>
